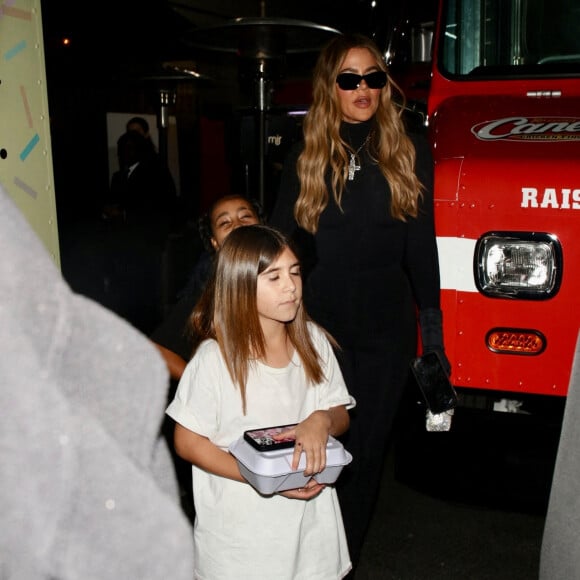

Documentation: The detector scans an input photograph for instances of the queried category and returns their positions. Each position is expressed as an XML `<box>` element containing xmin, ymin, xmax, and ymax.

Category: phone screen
<box><xmin>410</xmin><ymin>352</ymin><xmax>458</xmax><ymax>414</ymax></box>
<box><xmin>243</xmin><ymin>424</ymin><xmax>297</xmax><ymax>452</ymax></box>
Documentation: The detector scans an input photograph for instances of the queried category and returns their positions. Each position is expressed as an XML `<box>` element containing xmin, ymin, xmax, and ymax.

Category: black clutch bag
<box><xmin>410</xmin><ymin>351</ymin><xmax>458</xmax><ymax>414</ymax></box>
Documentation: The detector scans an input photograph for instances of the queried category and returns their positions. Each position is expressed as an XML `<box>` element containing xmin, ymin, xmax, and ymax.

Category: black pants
<box><xmin>335</xmin><ymin>342</ymin><xmax>412</xmax><ymax>568</ymax></box>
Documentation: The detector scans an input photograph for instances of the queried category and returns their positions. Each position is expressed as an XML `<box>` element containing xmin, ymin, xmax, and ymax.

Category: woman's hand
<box><xmin>278</xmin><ymin>478</ymin><xmax>326</xmax><ymax>500</ymax></box>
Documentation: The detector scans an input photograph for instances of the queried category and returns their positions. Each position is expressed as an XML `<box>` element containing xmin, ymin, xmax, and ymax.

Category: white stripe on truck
<box><xmin>437</xmin><ymin>237</ymin><xmax>478</xmax><ymax>292</ymax></box>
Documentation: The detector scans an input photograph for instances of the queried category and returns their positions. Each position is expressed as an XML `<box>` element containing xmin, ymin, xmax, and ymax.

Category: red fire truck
<box><xmin>425</xmin><ymin>0</ymin><xmax>580</xmax><ymax>413</ymax></box>
<box><xmin>387</xmin><ymin>0</ymin><xmax>580</xmax><ymax>507</ymax></box>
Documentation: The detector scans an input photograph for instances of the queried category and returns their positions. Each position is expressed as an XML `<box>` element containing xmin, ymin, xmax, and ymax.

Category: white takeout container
<box><xmin>229</xmin><ymin>435</ymin><xmax>353</xmax><ymax>495</ymax></box>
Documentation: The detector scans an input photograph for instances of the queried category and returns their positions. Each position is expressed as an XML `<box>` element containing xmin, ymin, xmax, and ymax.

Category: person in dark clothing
<box><xmin>106</xmin><ymin>130</ymin><xmax>177</xmax><ymax>232</ymax></box>
<box><xmin>150</xmin><ymin>193</ymin><xmax>265</xmax><ymax>525</ymax></box>
<box><xmin>100</xmin><ymin>130</ymin><xmax>179</xmax><ymax>335</ymax></box>
<box><xmin>150</xmin><ymin>194</ymin><xmax>265</xmax><ymax>381</ymax></box>
<box><xmin>269</xmin><ymin>33</ymin><xmax>450</xmax><ymax>572</ymax></box>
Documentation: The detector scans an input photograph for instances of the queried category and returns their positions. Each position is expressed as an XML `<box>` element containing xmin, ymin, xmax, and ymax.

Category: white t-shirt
<box><xmin>166</xmin><ymin>322</ymin><xmax>356</xmax><ymax>580</ymax></box>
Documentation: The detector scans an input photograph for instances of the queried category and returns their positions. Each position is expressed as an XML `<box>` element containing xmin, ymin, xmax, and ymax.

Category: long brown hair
<box><xmin>189</xmin><ymin>224</ymin><xmax>334</xmax><ymax>414</ymax></box>
<box><xmin>295</xmin><ymin>33</ymin><xmax>423</xmax><ymax>233</ymax></box>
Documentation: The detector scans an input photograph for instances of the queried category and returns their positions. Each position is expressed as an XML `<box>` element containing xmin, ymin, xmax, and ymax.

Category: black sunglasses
<box><xmin>336</xmin><ymin>70</ymin><xmax>387</xmax><ymax>91</ymax></box>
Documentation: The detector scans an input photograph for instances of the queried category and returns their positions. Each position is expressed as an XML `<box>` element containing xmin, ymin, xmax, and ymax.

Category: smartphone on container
<box><xmin>243</xmin><ymin>424</ymin><xmax>297</xmax><ymax>452</ymax></box>
<box><xmin>410</xmin><ymin>351</ymin><xmax>458</xmax><ymax>414</ymax></box>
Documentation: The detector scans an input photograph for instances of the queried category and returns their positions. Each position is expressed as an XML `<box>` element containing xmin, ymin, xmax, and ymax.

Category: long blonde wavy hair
<box><xmin>295</xmin><ymin>33</ymin><xmax>423</xmax><ymax>233</ymax></box>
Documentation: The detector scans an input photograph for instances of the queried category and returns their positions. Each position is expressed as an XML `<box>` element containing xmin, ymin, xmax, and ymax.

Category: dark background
<box><xmin>41</xmin><ymin>0</ymin><xmax>437</xmax><ymax>225</ymax></box>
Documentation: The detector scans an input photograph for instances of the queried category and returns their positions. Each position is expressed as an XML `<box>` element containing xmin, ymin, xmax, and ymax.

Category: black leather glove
<box><xmin>419</xmin><ymin>307</ymin><xmax>451</xmax><ymax>376</ymax></box>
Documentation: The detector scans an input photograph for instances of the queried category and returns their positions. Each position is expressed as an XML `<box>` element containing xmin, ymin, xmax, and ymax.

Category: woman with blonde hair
<box><xmin>270</xmin><ymin>33</ymin><xmax>449</xmax><ymax>571</ymax></box>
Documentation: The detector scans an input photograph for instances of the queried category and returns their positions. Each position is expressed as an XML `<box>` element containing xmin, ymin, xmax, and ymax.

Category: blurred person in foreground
<box><xmin>540</xmin><ymin>330</ymin><xmax>580</xmax><ymax>580</ymax></box>
<box><xmin>0</xmin><ymin>184</ymin><xmax>194</xmax><ymax>579</ymax></box>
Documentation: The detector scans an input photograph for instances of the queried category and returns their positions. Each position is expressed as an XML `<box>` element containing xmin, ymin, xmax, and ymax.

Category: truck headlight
<box><xmin>474</xmin><ymin>232</ymin><xmax>562</xmax><ymax>299</ymax></box>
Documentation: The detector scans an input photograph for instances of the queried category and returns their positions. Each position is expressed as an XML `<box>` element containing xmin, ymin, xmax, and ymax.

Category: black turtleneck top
<box><xmin>270</xmin><ymin>118</ymin><xmax>440</xmax><ymax>354</ymax></box>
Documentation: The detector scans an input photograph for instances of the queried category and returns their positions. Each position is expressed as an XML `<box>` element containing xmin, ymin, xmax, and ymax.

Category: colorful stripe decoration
<box><xmin>20</xmin><ymin>133</ymin><xmax>39</xmax><ymax>161</ymax></box>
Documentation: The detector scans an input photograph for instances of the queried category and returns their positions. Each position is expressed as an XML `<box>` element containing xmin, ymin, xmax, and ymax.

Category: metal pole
<box><xmin>157</xmin><ymin>88</ymin><xmax>176</xmax><ymax>167</ymax></box>
<box><xmin>257</xmin><ymin>60</ymin><xmax>267</xmax><ymax>206</ymax></box>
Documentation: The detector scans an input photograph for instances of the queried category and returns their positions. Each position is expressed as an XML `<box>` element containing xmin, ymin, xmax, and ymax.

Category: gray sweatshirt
<box><xmin>0</xmin><ymin>186</ymin><xmax>194</xmax><ymax>579</ymax></box>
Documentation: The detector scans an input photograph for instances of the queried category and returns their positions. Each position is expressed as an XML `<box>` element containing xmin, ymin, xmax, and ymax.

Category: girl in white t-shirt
<box><xmin>166</xmin><ymin>224</ymin><xmax>355</xmax><ymax>579</ymax></box>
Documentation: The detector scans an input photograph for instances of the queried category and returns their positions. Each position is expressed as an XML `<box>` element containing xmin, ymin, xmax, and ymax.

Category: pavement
<box><xmin>352</xmin><ymin>400</ymin><xmax>562</xmax><ymax>580</ymax></box>
<box><xmin>355</xmin><ymin>449</ymin><xmax>545</xmax><ymax>580</ymax></box>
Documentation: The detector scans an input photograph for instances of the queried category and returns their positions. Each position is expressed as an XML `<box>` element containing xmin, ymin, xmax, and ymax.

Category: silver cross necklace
<box><xmin>347</xmin><ymin>132</ymin><xmax>372</xmax><ymax>181</ymax></box>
